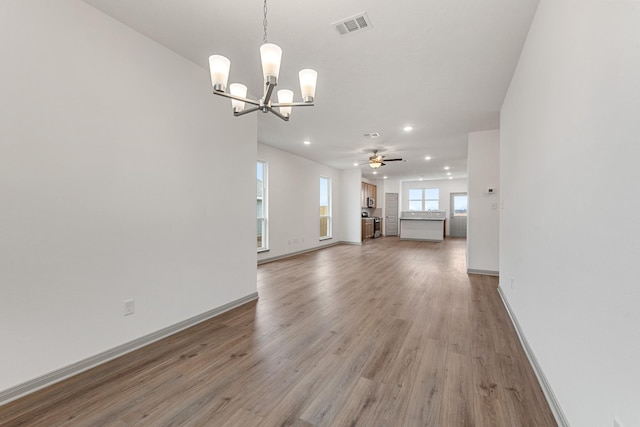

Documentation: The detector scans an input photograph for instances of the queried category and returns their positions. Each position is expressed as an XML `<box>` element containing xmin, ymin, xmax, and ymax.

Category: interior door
<box><xmin>450</xmin><ymin>192</ymin><xmax>468</xmax><ymax>237</ymax></box>
<box><xmin>385</xmin><ymin>193</ymin><xmax>399</xmax><ymax>236</ymax></box>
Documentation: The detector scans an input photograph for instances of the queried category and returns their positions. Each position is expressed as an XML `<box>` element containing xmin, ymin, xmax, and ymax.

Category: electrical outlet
<box><xmin>124</xmin><ymin>299</ymin><xmax>135</xmax><ymax>316</ymax></box>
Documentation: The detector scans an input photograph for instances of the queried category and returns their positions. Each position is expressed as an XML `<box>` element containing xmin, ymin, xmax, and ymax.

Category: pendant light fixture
<box><xmin>208</xmin><ymin>0</ymin><xmax>317</xmax><ymax>121</ymax></box>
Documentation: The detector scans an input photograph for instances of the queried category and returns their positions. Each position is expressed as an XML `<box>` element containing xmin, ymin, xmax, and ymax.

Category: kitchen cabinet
<box><xmin>361</xmin><ymin>218</ymin><xmax>374</xmax><ymax>240</ymax></box>
<box><xmin>361</xmin><ymin>182</ymin><xmax>377</xmax><ymax>208</ymax></box>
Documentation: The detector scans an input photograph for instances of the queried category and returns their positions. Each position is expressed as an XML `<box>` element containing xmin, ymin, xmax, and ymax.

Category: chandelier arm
<box><xmin>233</xmin><ymin>106</ymin><xmax>261</xmax><ymax>117</ymax></box>
<box><xmin>212</xmin><ymin>90</ymin><xmax>261</xmax><ymax>107</ymax></box>
<box><xmin>268</xmin><ymin>108</ymin><xmax>290</xmax><ymax>121</ymax></box>
<box><xmin>271</xmin><ymin>101</ymin><xmax>315</xmax><ymax>107</ymax></box>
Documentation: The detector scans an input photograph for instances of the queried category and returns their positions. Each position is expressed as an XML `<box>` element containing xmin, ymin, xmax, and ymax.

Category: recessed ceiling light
<box><xmin>448</xmin><ymin>176</ymin><xmax>453</xmax><ymax>180</ymax></box>
<box><xmin>383</xmin><ymin>176</ymin><xmax>388</xmax><ymax>179</ymax></box>
<box><xmin>419</xmin><ymin>178</ymin><xmax>423</xmax><ymax>181</ymax></box>
<box><xmin>303</xmin><ymin>140</ymin><xmax>311</xmax><ymax>145</ymax></box>
<box><xmin>353</xmin><ymin>162</ymin><xmax>359</xmax><ymax>167</ymax></box>
<box><xmin>444</xmin><ymin>166</ymin><xmax>450</xmax><ymax>170</ymax></box>
<box><xmin>446</xmin><ymin>172</ymin><xmax>451</xmax><ymax>176</ymax></box>
<box><xmin>403</xmin><ymin>126</ymin><xmax>413</xmax><ymax>132</ymax></box>
<box><xmin>372</xmin><ymin>171</ymin><xmax>378</xmax><ymax>175</ymax></box>
<box><xmin>424</xmin><ymin>156</ymin><xmax>431</xmax><ymax>160</ymax></box>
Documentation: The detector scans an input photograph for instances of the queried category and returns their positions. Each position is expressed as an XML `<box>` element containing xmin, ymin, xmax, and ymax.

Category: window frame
<box><xmin>257</xmin><ymin>160</ymin><xmax>268</xmax><ymax>252</ymax></box>
<box><xmin>319</xmin><ymin>176</ymin><xmax>332</xmax><ymax>240</ymax></box>
<box><xmin>408</xmin><ymin>187</ymin><xmax>440</xmax><ymax>211</ymax></box>
<box><xmin>451</xmin><ymin>193</ymin><xmax>468</xmax><ymax>217</ymax></box>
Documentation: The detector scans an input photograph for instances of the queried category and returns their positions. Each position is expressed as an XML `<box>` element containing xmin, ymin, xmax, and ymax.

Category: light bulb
<box><xmin>299</xmin><ymin>69</ymin><xmax>317</xmax><ymax>102</ymax></box>
<box><xmin>277</xmin><ymin>89</ymin><xmax>294</xmax><ymax>117</ymax></box>
<box><xmin>209</xmin><ymin>55</ymin><xmax>230</xmax><ymax>90</ymax></box>
<box><xmin>260</xmin><ymin>44</ymin><xmax>282</xmax><ymax>80</ymax></box>
<box><xmin>229</xmin><ymin>83</ymin><xmax>247</xmax><ymax>112</ymax></box>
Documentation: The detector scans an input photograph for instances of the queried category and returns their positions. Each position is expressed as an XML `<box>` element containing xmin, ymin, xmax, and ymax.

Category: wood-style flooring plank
<box><xmin>440</xmin><ymin>351</ymin><xmax>475</xmax><ymax>427</ymax></box>
<box><xmin>404</xmin><ymin>338</ymin><xmax>448</xmax><ymax>426</ymax></box>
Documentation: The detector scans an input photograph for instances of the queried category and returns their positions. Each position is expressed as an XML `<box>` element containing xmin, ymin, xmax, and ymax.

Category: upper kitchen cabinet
<box><xmin>361</xmin><ymin>182</ymin><xmax>377</xmax><ymax>208</ymax></box>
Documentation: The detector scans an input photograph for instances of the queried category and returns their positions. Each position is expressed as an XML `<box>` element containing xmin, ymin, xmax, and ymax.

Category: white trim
<box><xmin>257</xmin><ymin>241</ymin><xmax>345</xmax><ymax>265</ymax></box>
<box><xmin>257</xmin><ymin>159</ymin><xmax>268</xmax><ymax>251</ymax></box>
<box><xmin>467</xmin><ymin>268</ymin><xmax>499</xmax><ymax>276</ymax></box>
<box><xmin>319</xmin><ymin>175</ymin><xmax>332</xmax><ymax>239</ymax></box>
<box><xmin>0</xmin><ymin>292</ymin><xmax>259</xmax><ymax>406</ymax></box>
<box><xmin>497</xmin><ymin>286</ymin><xmax>570</xmax><ymax>427</ymax></box>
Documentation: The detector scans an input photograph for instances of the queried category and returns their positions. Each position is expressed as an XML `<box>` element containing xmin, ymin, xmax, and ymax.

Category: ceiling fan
<box><xmin>363</xmin><ymin>150</ymin><xmax>403</xmax><ymax>169</ymax></box>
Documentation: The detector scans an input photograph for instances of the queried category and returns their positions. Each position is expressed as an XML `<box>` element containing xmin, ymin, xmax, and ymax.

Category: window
<box><xmin>408</xmin><ymin>188</ymin><xmax>440</xmax><ymax>211</ymax></box>
<box><xmin>320</xmin><ymin>177</ymin><xmax>332</xmax><ymax>239</ymax></box>
<box><xmin>452</xmin><ymin>193</ymin><xmax>468</xmax><ymax>216</ymax></box>
<box><xmin>257</xmin><ymin>161</ymin><xmax>268</xmax><ymax>251</ymax></box>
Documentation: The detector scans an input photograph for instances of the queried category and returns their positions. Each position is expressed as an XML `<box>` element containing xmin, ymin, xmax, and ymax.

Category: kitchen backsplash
<box><xmin>362</xmin><ymin>208</ymin><xmax>383</xmax><ymax>217</ymax></box>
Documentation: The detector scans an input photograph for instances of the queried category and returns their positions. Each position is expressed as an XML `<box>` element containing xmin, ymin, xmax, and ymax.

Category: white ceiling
<box><xmin>83</xmin><ymin>0</ymin><xmax>539</xmax><ymax>181</ymax></box>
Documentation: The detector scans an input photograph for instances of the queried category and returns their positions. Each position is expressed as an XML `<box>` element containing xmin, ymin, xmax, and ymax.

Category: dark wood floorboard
<box><xmin>0</xmin><ymin>237</ymin><xmax>557</xmax><ymax>426</ymax></box>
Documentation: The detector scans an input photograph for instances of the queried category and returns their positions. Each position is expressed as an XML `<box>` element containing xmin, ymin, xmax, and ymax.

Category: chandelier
<box><xmin>208</xmin><ymin>0</ymin><xmax>318</xmax><ymax>121</ymax></box>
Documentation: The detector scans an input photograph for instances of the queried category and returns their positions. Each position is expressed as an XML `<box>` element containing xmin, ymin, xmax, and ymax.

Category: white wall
<box><xmin>400</xmin><ymin>179</ymin><xmax>468</xmax><ymax>235</ymax></box>
<box><xmin>0</xmin><ymin>0</ymin><xmax>256</xmax><ymax>396</ymax></box>
<box><xmin>500</xmin><ymin>1</ymin><xmax>640</xmax><ymax>426</ymax></box>
<box><xmin>383</xmin><ymin>179</ymin><xmax>400</xmax><ymax>195</ymax></box>
<box><xmin>467</xmin><ymin>130</ymin><xmax>500</xmax><ymax>273</ymax></box>
<box><xmin>340</xmin><ymin>168</ymin><xmax>363</xmax><ymax>243</ymax></box>
<box><xmin>257</xmin><ymin>143</ymin><xmax>343</xmax><ymax>261</ymax></box>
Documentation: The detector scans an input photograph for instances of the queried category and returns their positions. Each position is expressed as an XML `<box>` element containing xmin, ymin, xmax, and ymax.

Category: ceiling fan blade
<box><xmin>384</xmin><ymin>158</ymin><xmax>403</xmax><ymax>162</ymax></box>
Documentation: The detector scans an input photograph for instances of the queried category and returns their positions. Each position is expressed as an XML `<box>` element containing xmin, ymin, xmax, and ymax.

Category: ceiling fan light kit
<box><xmin>364</xmin><ymin>150</ymin><xmax>403</xmax><ymax>168</ymax></box>
<box><xmin>208</xmin><ymin>0</ymin><xmax>317</xmax><ymax>121</ymax></box>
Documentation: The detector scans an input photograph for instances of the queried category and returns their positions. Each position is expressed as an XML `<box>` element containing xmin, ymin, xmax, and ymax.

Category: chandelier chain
<box><xmin>263</xmin><ymin>0</ymin><xmax>268</xmax><ymax>44</ymax></box>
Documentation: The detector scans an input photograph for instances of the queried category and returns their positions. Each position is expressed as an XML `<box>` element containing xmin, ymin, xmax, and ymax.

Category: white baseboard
<box><xmin>497</xmin><ymin>286</ymin><xmax>570</xmax><ymax>427</ymax></box>
<box><xmin>467</xmin><ymin>268</ymin><xmax>500</xmax><ymax>276</ymax></box>
<box><xmin>257</xmin><ymin>241</ymin><xmax>348</xmax><ymax>265</ymax></box>
<box><xmin>0</xmin><ymin>292</ymin><xmax>259</xmax><ymax>406</ymax></box>
<box><xmin>339</xmin><ymin>241</ymin><xmax>363</xmax><ymax>246</ymax></box>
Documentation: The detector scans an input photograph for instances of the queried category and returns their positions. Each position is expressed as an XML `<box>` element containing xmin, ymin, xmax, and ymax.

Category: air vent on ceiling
<box><xmin>363</xmin><ymin>132</ymin><xmax>380</xmax><ymax>138</ymax></box>
<box><xmin>332</xmin><ymin>12</ymin><xmax>372</xmax><ymax>36</ymax></box>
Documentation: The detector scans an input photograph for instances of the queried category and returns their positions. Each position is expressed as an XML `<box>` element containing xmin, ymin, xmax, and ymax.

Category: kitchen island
<box><xmin>399</xmin><ymin>211</ymin><xmax>446</xmax><ymax>242</ymax></box>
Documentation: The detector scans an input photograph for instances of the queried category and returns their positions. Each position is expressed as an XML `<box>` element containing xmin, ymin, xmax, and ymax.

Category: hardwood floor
<box><xmin>0</xmin><ymin>237</ymin><xmax>557</xmax><ymax>426</ymax></box>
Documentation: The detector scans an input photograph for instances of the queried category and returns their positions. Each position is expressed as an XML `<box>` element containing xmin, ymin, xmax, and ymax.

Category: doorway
<box><xmin>450</xmin><ymin>192</ymin><xmax>467</xmax><ymax>237</ymax></box>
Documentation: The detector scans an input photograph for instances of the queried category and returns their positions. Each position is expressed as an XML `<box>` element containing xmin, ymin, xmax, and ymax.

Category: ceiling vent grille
<box><xmin>332</xmin><ymin>12</ymin><xmax>372</xmax><ymax>36</ymax></box>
